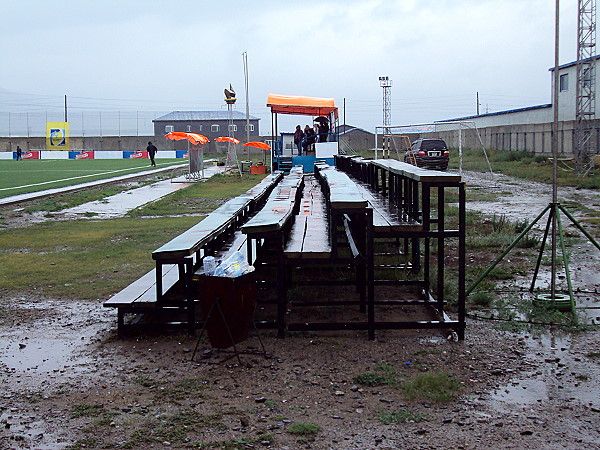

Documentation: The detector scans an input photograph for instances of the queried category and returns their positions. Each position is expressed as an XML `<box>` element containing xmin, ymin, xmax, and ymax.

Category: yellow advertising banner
<box><xmin>46</xmin><ymin>122</ymin><xmax>70</xmax><ymax>150</ymax></box>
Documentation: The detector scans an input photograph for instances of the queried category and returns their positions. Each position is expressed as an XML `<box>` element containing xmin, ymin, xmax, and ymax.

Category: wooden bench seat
<box><xmin>152</xmin><ymin>197</ymin><xmax>252</xmax><ymax>261</ymax></box>
<box><xmin>103</xmin><ymin>263</ymin><xmax>182</xmax><ymax>332</ymax></box>
<box><xmin>152</xmin><ymin>172</ymin><xmax>283</xmax><ymax>262</ymax></box>
<box><xmin>371</xmin><ymin>159</ymin><xmax>461</xmax><ymax>183</ymax></box>
<box><xmin>314</xmin><ymin>163</ymin><xmax>368</xmax><ymax>210</ymax></box>
<box><xmin>242</xmin><ymin>167</ymin><xmax>304</xmax><ymax>235</ymax></box>
<box><xmin>354</xmin><ymin>182</ymin><xmax>423</xmax><ymax>233</ymax></box>
<box><xmin>103</xmin><ymin>264</ymin><xmax>179</xmax><ymax>308</ymax></box>
<box><xmin>104</xmin><ymin>172</ymin><xmax>283</xmax><ymax>334</ymax></box>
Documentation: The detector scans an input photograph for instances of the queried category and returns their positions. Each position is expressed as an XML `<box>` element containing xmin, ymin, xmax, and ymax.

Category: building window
<box><xmin>245</xmin><ymin>124</ymin><xmax>254</xmax><ymax>132</ymax></box>
<box><xmin>228</xmin><ymin>124</ymin><xmax>238</xmax><ymax>132</ymax></box>
<box><xmin>211</xmin><ymin>124</ymin><xmax>219</xmax><ymax>132</ymax></box>
<box><xmin>186</xmin><ymin>125</ymin><xmax>192</xmax><ymax>132</ymax></box>
<box><xmin>165</xmin><ymin>125</ymin><xmax>174</xmax><ymax>133</ymax></box>
<box><xmin>560</xmin><ymin>73</ymin><xmax>569</xmax><ymax>92</ymax></box>
<box><xmin>198</xmin><ymin>124</ymin><xmax>203</xmax><ymax>131</ymax></box>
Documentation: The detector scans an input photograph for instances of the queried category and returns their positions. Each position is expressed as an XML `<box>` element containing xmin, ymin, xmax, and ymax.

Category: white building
<box><xmin>441</xmin><ymin>56</ymin><xmax>600</xmax><ymax>155</ymax></box>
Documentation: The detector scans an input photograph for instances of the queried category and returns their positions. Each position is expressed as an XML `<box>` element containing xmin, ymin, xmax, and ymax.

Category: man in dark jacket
<box><xmin>147</xmin><ymin>141</ymin><xmax>157</xmax><ymax>166</ymax></box>
<box><xmin>293</xmin><ymin>125</ymin><xmax>304</xmax><ymax>156</ymax></box>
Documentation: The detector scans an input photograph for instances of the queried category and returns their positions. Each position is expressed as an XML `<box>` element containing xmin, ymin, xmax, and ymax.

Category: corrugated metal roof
<box><xmin>338</xmin><ymin>124</ymin><xmax>373</xmax><ymax>135</ymax></box>
<box><xmin>154</xmin><ymin>111</ymin><xmax>260</xmax><ymax>121</ymax></box>
<box><xmin>442</xmin><ymin>103</ymin><xmax>552</xmax><ymax>122</ymax></box>
<box><xmin>548</xmin><ymin>54</ymin><xmax>600</xmax><ymax>71</ymax></box>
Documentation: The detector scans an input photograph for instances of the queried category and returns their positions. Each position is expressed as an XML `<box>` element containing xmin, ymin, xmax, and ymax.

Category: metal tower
<box><xmin>575</xmin><ymin>0</ymin><xmax>596</xmax><ymax>174</ymax></box>
<box><xmin>379</xmin><ymin>76</ymin><xmax>392</xmax><ymax>157</ymax></box>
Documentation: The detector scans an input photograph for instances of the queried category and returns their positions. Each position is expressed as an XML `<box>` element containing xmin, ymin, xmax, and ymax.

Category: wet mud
<box><xmin>1</xmin><ymin>170</ymin><xmax>599</xmax><ymax>449</ymax></box>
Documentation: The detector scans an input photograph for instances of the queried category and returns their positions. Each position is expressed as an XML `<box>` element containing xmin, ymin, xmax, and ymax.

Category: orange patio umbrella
<box><xmin>243</xmin><ymin>141</ymin><xmax>271</xmax><ymax>151</ymax></box>
<box><xmin>215</xmin><ymin>136</ymin><xmax>240</xmax><ymax>144</ymax></box>
<box><xmin>165</xmin><ymin>131</ymin><xmax>210</xmax><ymax>145</ymax></box>
<box><xmin>165</xmin><ymin>131</ymin><xmax>210</xmax><ymax>180</ymax></box>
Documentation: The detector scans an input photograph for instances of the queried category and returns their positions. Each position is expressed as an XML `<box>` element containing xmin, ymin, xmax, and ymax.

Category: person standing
<box><xmin>302</xmin><ymin>125</ymin><xmax>315</xmax><ymax>155</ymax></box>
<box><xmin>293</xmin><ymin>125</ymin><xmax>304</xmax><ymax>156</ymax></box>
<box><xmin>318</xmin><ymin>119</ymin><xmax>329</xmax><ymax>142</ymax></box>
<box><xmin>146</xmin><ymin>141</ymin><xmax>157</xmax><ymax>166</ymax></box>
<box><xmin>16</xmin><ymin>145</ymin><xmax>22</xmax><ymax>160</ymax></box>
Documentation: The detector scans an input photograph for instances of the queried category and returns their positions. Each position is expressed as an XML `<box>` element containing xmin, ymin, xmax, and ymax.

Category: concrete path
<box><xmin>60</xmin><ymin>165</ymin><xmax>224</xmax><ymax>218</ymax></box>
<box><xmin>0</xmin><ymin>163</ymin><xmax>187</xmax><ymax>206</ymax></box>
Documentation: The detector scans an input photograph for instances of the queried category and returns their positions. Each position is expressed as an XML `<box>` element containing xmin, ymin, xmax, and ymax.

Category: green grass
<box><xmin>0</xmin><ymin>158</ymin><xmax>185</xmax><ymax>198</ymax></box>
<box><xmin>400</xmin><ymin>372</ymin><xmax>460</xmax><ymax>402</ymax></box>
<box><xmin>0</xmin><ymin>215</ymin><xmax>200</xmax><ymax>299</ymax></box>
<box><xmin>470</xmin><ymin>291</ymin><xmax>494</xmax><ymax>308</ymax></box>
<box><xmin>448</xmin><ymin>148</ymin><xmax>600</xmax><ymax>189</ymax></box>
<box><xmin>377</xmin><ymin>409</ymin><xmax>426</xmax><ymax>424</ymax></box>
<box><xmin>0</xmin><ymin>173</ymin><xmax>261</xmax><ymax>299</ymax></box>
<box><xmin>353</xmin><ymin>362</ymin><xmax>400</xmax><ymax>387</ymax></box>
<box><xmin>286</xmin><ymin>422</ymin><xmax>321</xmax><ymax>435</ymax></box>
<box><xmin>123</xmin><ymin>410</ymin><xmax>227</xmax><ymax>448</ymax></box>
<box><xmin>72</xmin><ymin>403</ymin><xmax>105</xmax><ymax>418</ymax></box>
<box><xmin>130</xmin><ymin>173</ymin><xmax>265</xmax><ymax>216</ymax></box>
<box><xmin>152</xmin><ymin>378</ymin><xmax>208</xmax><ymax>402</ymax></box>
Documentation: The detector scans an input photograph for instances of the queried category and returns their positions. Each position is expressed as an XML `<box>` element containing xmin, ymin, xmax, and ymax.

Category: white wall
<box><xmin>42</xmin><ymin>152</ymin><xmax>69</xmax><ymax>159</ymax></box>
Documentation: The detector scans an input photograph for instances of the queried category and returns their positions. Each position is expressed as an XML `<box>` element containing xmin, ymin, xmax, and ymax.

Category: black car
<box><xmin>404</xmin><ymin>138</ymin><xmax>449</xmax><ymax>171</ymax></box>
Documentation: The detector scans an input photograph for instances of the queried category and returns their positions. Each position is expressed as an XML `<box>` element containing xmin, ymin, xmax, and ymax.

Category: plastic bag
<box><xmin>212</xmin><ymin>251</ymin><xmax>252</xmax><ymax>278</ymax></box>
<box><xmin>203</xmin><ymin>256</ymin><xmax>217</xmax><ymax>276</ymax></box>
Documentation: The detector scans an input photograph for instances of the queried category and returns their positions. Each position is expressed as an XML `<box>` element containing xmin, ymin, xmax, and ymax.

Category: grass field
<box><xmin>0</xmin><ymin>173</ymin><xmax>265</xmax><ymax>299</ymax></box>
<box><xmin>0</xmin><ymin>158</ymin><xmax>186</xmax><ymax>199</ymax></box>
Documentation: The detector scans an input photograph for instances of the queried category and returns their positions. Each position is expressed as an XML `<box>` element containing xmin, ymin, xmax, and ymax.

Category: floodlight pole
<box><xmin>379</xmin><ymin>76</ymin><xmax>392</xmax><ymax>158</ymax></box>
<box><xmin>243</xmin><ymin>52</ymin><xmax>250</xmax><ymax>161</ymax></box>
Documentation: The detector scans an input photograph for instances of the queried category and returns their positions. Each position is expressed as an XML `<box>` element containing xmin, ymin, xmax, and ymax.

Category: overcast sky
<box><xmin>0</xmin><ymin>0</ymin><xmax>583</xmax><ymax>136</ymax></box>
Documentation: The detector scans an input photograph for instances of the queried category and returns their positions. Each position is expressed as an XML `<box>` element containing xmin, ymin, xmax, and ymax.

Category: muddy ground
<box><xmin>1</xmin><ymin>171</ymin><xmax>599</xmax><ymax>449</ymax></box>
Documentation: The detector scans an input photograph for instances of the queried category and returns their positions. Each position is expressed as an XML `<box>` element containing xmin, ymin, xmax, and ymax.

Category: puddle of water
<box><xmin>1</xmin><ymin>339</ymin><xmax>77</xmax><ymax>372</ymax></box>
<box><xmin>0</xmin><ymin>298</ymin><xmax>109</xmax><ymax>392</ymax></box>
<box><xmin>490</xmin><ymin>378</ymin><xmax>549</xmax><ymax>407</ymax></box>
<box><xmin>487</xmin><ymin>331</ymin><xmax>600</xmax><ymax>412</ymax></box>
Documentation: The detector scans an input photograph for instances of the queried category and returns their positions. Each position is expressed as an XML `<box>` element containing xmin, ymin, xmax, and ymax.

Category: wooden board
<box><xmin>355</xmin><ymin>182</ymin><xmax>423</xmax><ymax>232</ymax></box>
<box><xmin>240</xmin><ymin>172</ymin><xmax>283</xmax><ymax>203</ymax></box>
<box><xmin>316</xmin><ymin>165</ymin><xmax>368</xmax><ymax>209</ymax></box>
<box><xmin>301</xmin><ymin>216</ymin><xmax>331</xmax><ymax>257</ymax></box>
<box><xmin>242</xmin><ymin>169</ymin><xmax>304</xmax><ymax>235</ymax></box>
<box><xmin>103</xmin><ymin>264</ymin><xmax>179</xmax><ymax>307</ymax></box>
<box><xmin>371</xmin><ymin>159</ymin><xmax>461</xmax><ymax>183</ymax></box>
<box><xmin>152</xmin><ymin>196</ymin><xmax>253</xmax><ymax>260</ymax></box>
<box><xmin>284</xmin><ymin>215</ymin><xmax>331</xmax><ymax>259</ymax></box>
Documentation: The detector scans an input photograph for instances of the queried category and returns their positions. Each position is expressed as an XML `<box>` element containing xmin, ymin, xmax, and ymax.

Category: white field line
<box><xmin>0</xmin><ymin>162</ymin><xmax>183</xmax><ymax>192</ymax></box>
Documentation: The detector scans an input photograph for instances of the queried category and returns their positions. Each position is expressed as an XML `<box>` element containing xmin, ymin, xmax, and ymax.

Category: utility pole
<box><xmin>476</xmin><ymin>92</ymin><xmax>480</xmax><ymax>115</ymax></box>
<box><xmin>64</xmin><ymin>95</ymin><xmax>68</xmax><ymax>122</ymax></box>
<box><xmin>551</xmin><ymin>0</ymin><xmax>560</xmax><ymax>301</ymax></box>
<box><xmin>242</xmin><ymin>52</ymin><xmax>250</xmax><ymax>160</ymax></box>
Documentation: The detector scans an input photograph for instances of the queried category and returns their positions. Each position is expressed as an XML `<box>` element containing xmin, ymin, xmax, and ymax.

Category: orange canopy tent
<box><xmin>267</xmin><ymin>94</ymin><xmax>338</xmax><ymax>119</ymax></box>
